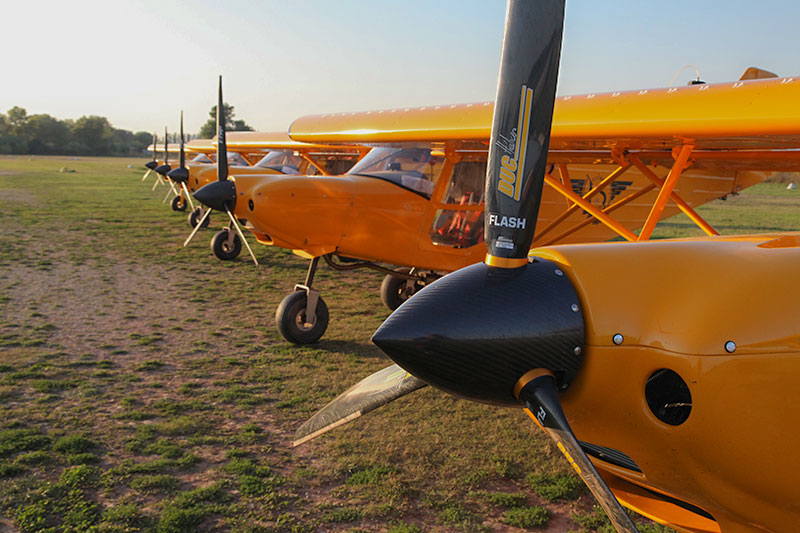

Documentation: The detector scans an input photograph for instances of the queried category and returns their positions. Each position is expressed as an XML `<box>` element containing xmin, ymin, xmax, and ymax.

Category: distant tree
<box><xmin>6</xmin><ymin>106</ymin><xmax>29</xmax><ymax>139</ymax></box>
<box><xmin>0</xmin><ymin>107</ymin><xmax>153</xmax><ymax>156</ymax></box>
<box><xmin>198</xmin><ymin>102</ymin><xmax>254</xmax><ymax>138</ymax></box>
<box><xmin>27</xmin><ymin>114</ymin><xmax>70</xmax><ymax>154</ymax></box>
<box><xmin>110</xmin><ymin>128</ymin><xmax>133</xmax><ymax>155</ymax></box>
<box><xmin>134</xmin><ymin>131</ymin><xmax>154</xmax><ymax>154</ymax></box>
<box><xmin>72</xmin><ymin>115</ymin><xmax>113</xmax><ymax>155</ymax></box>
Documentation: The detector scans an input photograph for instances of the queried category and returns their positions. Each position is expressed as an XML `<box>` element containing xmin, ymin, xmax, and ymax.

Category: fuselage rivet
<box><xmin>725</xmin><ymin>341</ymin><xmax>736</xmax><ymax>353</ymax></box>
<box><xmin>613</xmin><ymin>334</ymin><xmax>623</xmax><ymax>345</ymax></box>
<box><xmin>573</xmin><ymin>346</ymin><xmax>582</xmax><ymax>356</ymax></box>
<box><xmin>570</xmin><ymin>304</ymin><xmax>579</xmax><ymax>313</ymax></box>
<box><xmin>554</xmin><ymin>269</ymin><xmax>563</xmax><ymax>276</ymax></box>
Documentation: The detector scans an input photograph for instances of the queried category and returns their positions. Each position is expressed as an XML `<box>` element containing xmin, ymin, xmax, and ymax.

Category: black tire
<box><xmin>171</xmin><ymin>195</ymin><xmax>187</xmax><ymax>212</ymax></box>
<box><xmin>211</xmin><ymin>229</ymin><xmax>241</xmax><ymax>260</ymax></box>
<box><xmin>380</xmin><ymin>268</ymin><xmax>423</xmax><ymax>311</ymax></box>
<box><xmin>188</xmin><ymin>207</ymin><xmax>210</xmax><ymax>229</ymax></box>
<box><xmin>275</xmin><ymin>291</ymin><xmax>329</xmax><ymax>344</ymax></box>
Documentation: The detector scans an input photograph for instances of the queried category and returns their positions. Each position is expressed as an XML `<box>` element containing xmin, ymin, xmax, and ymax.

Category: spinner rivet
<box><xmin>570</xmin><ymin>304</ymin><xmax>579</xmax><ymax>312</ymax></box>
<box><xmin>613</xmin><ymin>334</ymin><xmax>623</xmax><ymax>345</ymax></box>
<box><xmin>573</xmin><ymin>346</ymin><xmax>582</xmax><ymax>356</ymax></box>
<box><xmin>725</xmin><ymin>341</ymin><xmax>736</xmax><ymax>353</ymax></box>
<box><xmin>554</xmin><ymin>269</ymin><xmax>564</xmax><ymax>277</ymax></box>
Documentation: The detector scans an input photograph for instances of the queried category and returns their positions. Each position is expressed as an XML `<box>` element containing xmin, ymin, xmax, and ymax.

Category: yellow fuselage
<box><xmin>535</xmin><ymin>233</ymin><xmax>800</xmax><ymax>532</ymax></box>
<box><xmin>228</xmin><ymin>159</ymin><xmax>767</xmax><ymax>272</ymax></box>
<box><xmin>186</xmin><ymin>163</ymin><xmax>281</xmax><ymax>195</ymax></box>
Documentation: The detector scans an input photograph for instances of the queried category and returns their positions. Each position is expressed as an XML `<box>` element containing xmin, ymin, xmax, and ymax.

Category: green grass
<box><xmin>526</xmin><ymin>472</ymin><xmax>585</xmax><ymax>501</ymax></box>
<box><xmin>2</xmin><ymin>155</ymin><xmax>792</xmax><ymax>531</ymax></box>
<box><xmin>502</xmin><ymin>506</ymin><xmax>550</xmax><ymax>528</ymax></box>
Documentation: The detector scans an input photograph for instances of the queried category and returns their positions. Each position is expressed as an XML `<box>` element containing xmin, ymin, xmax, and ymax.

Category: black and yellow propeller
<box><xmin>166</xmin><ymin>111</ymin><xmax>197</xmax><ymax>211</ymax></box>
<box><xmin>151</xmin><ymin>126</ymin><xmax>178</xmax><ymax>194</ymax></box>
<box><xmin>142</xmin><ymin>131</ymin><xmax>158</xmax><ymax>181</ymax></box>
<box><xmin>154</xmin><ymin>126</ymin><xmax>171</xmax><ymax>178</ymax></box>
<box><xmin>295</xmin><ymin>1</ymin><xmax>637</xmax><ymax>531</ymax></box>
<box><xmin>187</xmin><ymin>76</ymin><xmax>259</xmax><ymax>265</ymax></box>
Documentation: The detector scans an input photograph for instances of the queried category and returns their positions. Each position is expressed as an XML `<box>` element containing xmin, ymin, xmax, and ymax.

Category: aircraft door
<box><xmin>429</xmin><ymin>158</ymin><xmax>486</xmax><ymax>248</ymax></box>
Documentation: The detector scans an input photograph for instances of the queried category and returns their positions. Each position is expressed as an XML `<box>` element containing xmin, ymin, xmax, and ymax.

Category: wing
<box><xmin>289</xmin><ymin>77</ymin><xmax>800</xmax><ymax>245</ymax></box>
<box><xmin>290</xmin><ymin>76</ymin><xmax>800</xmax><ymax>166</ymax></box>
<box><xmin>185</xmin><ymin>138</ymin><xmax>215</xmax><ymax>155</ymax></box>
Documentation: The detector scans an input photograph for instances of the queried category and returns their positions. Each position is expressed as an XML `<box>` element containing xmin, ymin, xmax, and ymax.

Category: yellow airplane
<box><xmin>180</xmin><ymin>130</ymin><xmax>366</xmax><ymax>256</ymax></box>
<box><xmin>295</xmin><ymin>1</ymin><xmax>800</xmax><ymax>531</ymax></box>
<box><xmin>195</xmin><ymin>68</ymin><xmax>797</xmax><ymax>344</ymax></box>
<box><xmin>142</xmin><ymin>121</ymin><xmax>214</xmax><ymax>210</ymax></box>
<box><xmin>185</xmin><ymin>78</ymin><xmax>369</xmax><ymax>266</ymax></box>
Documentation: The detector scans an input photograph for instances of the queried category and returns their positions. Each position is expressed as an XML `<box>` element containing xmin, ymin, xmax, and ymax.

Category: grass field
<box><xmin>0</xmin><ymin>155</ymin><xmax>797</xmax><ymax>533</ymax></box>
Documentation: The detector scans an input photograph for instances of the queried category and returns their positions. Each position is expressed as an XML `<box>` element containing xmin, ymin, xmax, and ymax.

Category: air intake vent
<box><xmin>579</xmin><ymin>441</ymin><xmax>642</xmax><ymax>472</ymax></box>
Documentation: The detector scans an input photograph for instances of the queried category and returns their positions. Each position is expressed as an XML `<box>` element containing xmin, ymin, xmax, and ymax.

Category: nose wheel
<box><xmin>211</xmin><ymin>228</ymin><xmax>241</xmax><ymax>260</ymax></box>
<box><xmin>276</xmin><ymin>257</ymin><xmax>329</xmax><ymax>344</ymax></box>
<box><xmin>188</xmin><ymin>207</ymin><xmax>211</xmax><ymax>229</ymax></box>
<box><xmin>380</xmin><ymin>268</ymin><xmax>428</xmax><ymax>310</ymax></box>
<box><xmin>171</xmin><ymin>195</ymin><xmax>187</xmax><ymax>212</ymax></box>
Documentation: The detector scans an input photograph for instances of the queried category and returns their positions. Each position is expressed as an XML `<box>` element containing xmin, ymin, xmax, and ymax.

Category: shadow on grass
<box><xmin>315</xmin><ymin>339</ymin><xmax>386</xmax><ymax>360</ymax></box>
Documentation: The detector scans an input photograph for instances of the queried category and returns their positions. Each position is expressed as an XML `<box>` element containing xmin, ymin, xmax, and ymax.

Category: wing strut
<box><xmin>624</xmin><ymin>153</ymin><xmax>717</xmax><ymax>237</ymax></box>
<box><xmin>638</xmin><ymin>144</ymin><xmax>695</xmax><ymax>240</ymax></box>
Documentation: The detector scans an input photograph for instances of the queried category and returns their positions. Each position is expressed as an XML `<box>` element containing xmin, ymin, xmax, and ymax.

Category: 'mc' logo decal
<box><xmin>496</xmin><ymin>84</ymin><xmax>533</xmax><ymax>201</ymax></box>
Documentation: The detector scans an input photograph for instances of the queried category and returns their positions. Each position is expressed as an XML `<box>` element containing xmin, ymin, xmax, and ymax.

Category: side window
<box><xmin>443</xmin><ymin>160</ymin><xmax>485</xmax><ymax>205</ymax></box>
<box><xmin>430</xmin><ymin>160</ymin><xmax>486</xmax><ymax>248</ymax></box>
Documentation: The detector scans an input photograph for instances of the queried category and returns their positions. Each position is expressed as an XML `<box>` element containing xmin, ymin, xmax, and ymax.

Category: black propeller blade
<box><xmin>299</xmin><ymin>1</ymin><xmax>638</xmax><ymax>530</ymax></box>
<box><xmin>167</xmin><ymin>111</ymin><xmax>189</xmax><ymax>183</ymax></box>
<box><xmin>180</xmin><ymin>110</ymin><xmax>185</xmax><ymax>170</ymax></box>
<box><xmin>193</xmin><ymin>76</ymin><xmax>236</xmax><ymax>212</ymax></box>
<box><xmin>154</xmin><ymin>126</ymin><xmax>171</xmax><ymax>176</ymax></box>
<box><xmin>145</xmin><ymin>131</ymin><xmax>158</xmax><ymax>170</ymax></box>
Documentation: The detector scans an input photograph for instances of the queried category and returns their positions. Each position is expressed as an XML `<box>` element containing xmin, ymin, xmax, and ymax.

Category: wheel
<box><xmin>188</xmin><ymin>207</ymin><xmax>210</xmax><ymax>229</ymax></box>
<box><xmin>171</xmin><ymin>195</ymin><xmax>187</xmax><ymax>212</ymax></box>
<box><xmin>210</xmin><ymin>229</ymin><xmax>241</xmax><ymax>260</ymax></box>
<box><xmin>275</xmin><ymin>291</ymin><xmax>329</xmax><ymax>344</ymax></box>
<box><xmin>380</xmin><ymin>268</ymin><xmax>423</xmax><ymax>311</ymax></box>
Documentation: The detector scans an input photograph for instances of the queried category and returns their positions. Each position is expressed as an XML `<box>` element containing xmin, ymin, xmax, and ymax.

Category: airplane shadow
<box><xmin>315</xmin><ymin>339</ymin><xmax>387</xmax><ymax>360</ymax></box>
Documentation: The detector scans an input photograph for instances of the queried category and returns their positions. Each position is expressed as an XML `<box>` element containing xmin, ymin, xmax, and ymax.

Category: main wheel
<box><xmin>188</xmin><ymin>207</ymin><xmax>210</xmax><ymax>228</ymax></box>
<box><xmin>276</xmin><ymin>291</ymin><xmax>329</xmax><ymax>344</ymax></box>
<box><xmin>380</xmin><ymin>268</ymin><xmax>423</xmax><ymax>311</ymax></box>
<box><xmin>211</xmin><ymin>229</ymin><xmax>241</xmax><ymax>260</ymax></box>
<box><xmin>171</xmin><ymin>195</ymin><xmax>187</xmax><ymax>212</ymax></box>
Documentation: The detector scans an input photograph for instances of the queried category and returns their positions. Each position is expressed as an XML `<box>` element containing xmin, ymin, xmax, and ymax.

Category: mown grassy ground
<box><xmin>0</xmin><ymin>155</ymin><xmax>797</xmax><ymax>533</ymax></box>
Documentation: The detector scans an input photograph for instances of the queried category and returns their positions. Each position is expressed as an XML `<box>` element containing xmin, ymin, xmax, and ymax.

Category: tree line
<box><xmin>0</xmin><ymin>103</ymin><xmax>253</xmax><ymax>156</ymax></box>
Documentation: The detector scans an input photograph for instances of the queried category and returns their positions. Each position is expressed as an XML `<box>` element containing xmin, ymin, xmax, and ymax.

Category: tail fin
<box><xmin>739</xmin><ymin>67</ymin><xmax>778</xmax><ymax>80</ymax></box>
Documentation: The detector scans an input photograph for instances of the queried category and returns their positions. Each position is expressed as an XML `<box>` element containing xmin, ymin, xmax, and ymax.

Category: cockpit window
<box><xmin>429</xmin><ymin>159</ymin><xmax>486</xmax><ymax>249</ymax></box>
<box><xmin>254</xmin><ymin>150</ymin><xmax>304</xmax><ymax>174</ymax></box>
<box><xmin>191</xmin><ymin>154</ymin><xmax>213</xmax><ymax>164</ymax></box>
<box><xmin>227</xmin><ymin>152</ymin><xmax>248</xmax><ymax>166</ymax></box>
<box><xmin>348</xmin><ymin>147</ymin><xmax>442</xmax><ymax>199</ymax></box>
<box><xmin>443</xmin><ymin>160</ymin><xmax>486</xmax><ymax>205</ymax></box>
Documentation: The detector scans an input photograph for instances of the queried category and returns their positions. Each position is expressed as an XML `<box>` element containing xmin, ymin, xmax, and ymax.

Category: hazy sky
<box><xmin>3</xmin><ymin>1</ymin><xmax>799</xmax><ymax>135</ymax></box>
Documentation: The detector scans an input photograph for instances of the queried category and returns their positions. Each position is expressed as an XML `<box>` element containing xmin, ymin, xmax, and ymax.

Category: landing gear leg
<box><xmin>276</xmin><ymin>256</ymin><xmax>329</xmax><ymax>344</ymax></box>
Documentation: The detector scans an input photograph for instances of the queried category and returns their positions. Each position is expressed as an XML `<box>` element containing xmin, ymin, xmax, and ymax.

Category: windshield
<box><xmin>227</xmin><ymin>152</ymin><xmax>248</xmax><ymax>166</ymax></box>
<box><xmin>254</xmin><ymin>150</ymin><xmax>304</xmax><ymax>174</ymax></box>
<box><xmin>190</xmin><ymin>154</ymin><xmax>213</xmax><ymax>164</ymax></box>
<box><xmin>348</xmin><ymin>147</ymin><xmax>441</xmax><ymax>198</ymax></box>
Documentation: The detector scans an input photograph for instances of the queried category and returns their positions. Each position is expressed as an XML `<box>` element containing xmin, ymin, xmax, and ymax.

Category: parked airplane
<box><xmin>295</xmin><ymin>1</ymin><xmax>800</xmax><ymax>531</ymax></box>
<box><xmin>195</xmin><ymin>70</ymin><xmax>796</xmax><ymax>344</ymax></box>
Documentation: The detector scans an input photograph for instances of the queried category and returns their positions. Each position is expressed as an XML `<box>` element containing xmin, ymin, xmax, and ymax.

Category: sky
<box><xmin>3</xmin><ymin>0</ymin><xmax>800</xmax><ymax>135</ymax></box>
